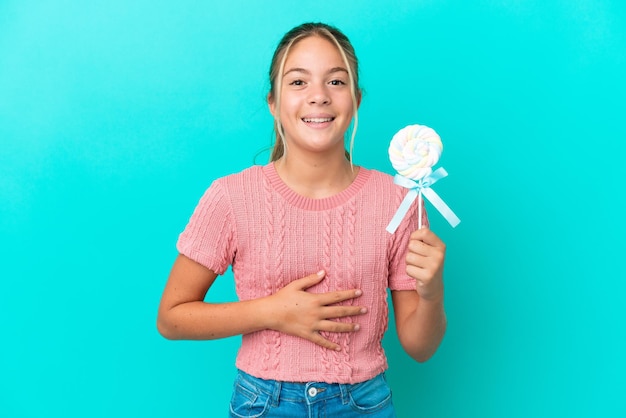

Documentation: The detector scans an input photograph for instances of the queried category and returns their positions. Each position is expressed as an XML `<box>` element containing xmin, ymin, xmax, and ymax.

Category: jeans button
<box><xmin>307</xmin><ymin>387</ymin><xmax>318</xmax><ymax>397</ymax></box>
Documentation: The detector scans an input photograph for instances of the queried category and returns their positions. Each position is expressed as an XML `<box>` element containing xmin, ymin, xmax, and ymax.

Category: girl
<box><xmin>157</xmin><ymin>22</ymin><xmax>447</xmax><ymax>417</ymax></box>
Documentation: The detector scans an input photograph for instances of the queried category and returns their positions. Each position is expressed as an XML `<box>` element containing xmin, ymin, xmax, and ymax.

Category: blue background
<box><xmin>1</xmin><ymin>1</ymin><xmax>625</xmax><ymax>417</ymax></box>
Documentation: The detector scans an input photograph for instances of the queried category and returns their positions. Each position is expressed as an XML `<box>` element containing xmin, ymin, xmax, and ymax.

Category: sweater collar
<box><xmin>262</xmin><ymin>163</ymin><xmax>371</xmax><ymax>211</ymax></box>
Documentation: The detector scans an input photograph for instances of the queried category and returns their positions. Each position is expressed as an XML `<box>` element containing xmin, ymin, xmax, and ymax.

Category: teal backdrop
<box><xmin>1</xmin><ymin>1</ymin><xmax>625</xmax><ymax>417</ymax></box>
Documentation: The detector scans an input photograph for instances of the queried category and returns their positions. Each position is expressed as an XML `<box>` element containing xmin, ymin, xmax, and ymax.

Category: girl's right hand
<box><xmin>267</xmin><ymin>270</ymin><xmax>366</xmax><ymax>351</ymax></box>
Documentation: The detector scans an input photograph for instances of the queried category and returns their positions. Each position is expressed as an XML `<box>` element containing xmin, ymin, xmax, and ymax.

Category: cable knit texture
<box><xmin>177</xmin><ymin>163</ymin><xmax>426</xmax><ymax>384</ymax></box>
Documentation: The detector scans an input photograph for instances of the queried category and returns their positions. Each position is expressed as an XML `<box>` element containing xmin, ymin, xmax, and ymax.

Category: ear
<box><xmin>267</xmin><ymin>93</ymin><xmax>276</xmax><ymax>117</ymax></box>
<box><xmin>356</xmin><ymin>89</ymin><xmax>362</xmax><ymax>109</ymax></box>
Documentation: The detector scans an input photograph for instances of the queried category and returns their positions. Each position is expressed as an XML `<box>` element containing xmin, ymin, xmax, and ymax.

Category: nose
<box><xmin>308</xmin><ymin>83</ymin><xmax>330</xmax><ymax>105</ymax></box>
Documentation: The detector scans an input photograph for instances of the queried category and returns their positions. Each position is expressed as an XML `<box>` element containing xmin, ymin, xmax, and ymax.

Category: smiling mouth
<box><xmin>302</xmin><ymin>117</ymin><xmax>334</xmax><ymax>123</ymax></box>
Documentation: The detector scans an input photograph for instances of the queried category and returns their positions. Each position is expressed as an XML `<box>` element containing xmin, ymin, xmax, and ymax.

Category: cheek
<box><xmin>278</xmin><ymin>94</ymin><xmax>301</xmax><ymax>119</ymax></box>
<box><xmin>337</xmin><ymin>94</ymin><xmax>355</xmax><ymax>116</ymax></box>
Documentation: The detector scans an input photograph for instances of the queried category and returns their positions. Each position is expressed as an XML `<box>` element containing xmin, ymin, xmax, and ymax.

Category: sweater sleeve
<box><xmin>176</xmin><ymin>180</ymin><xmax>236</xmax><ymax>275</ymax></box>
<box><xmin>387</xmin><ymin>198</ymin><xmax>429</xmax><ymax>291</ymax></box>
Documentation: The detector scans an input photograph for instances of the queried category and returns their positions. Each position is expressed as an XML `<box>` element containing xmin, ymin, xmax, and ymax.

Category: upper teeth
<box><xmin>304</xmin><ymin>117</ymin><xmax>333</xmax><ymax>123</ymax></box>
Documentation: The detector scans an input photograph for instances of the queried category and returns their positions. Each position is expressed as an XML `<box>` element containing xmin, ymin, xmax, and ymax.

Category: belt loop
<box><xmin>270</xmin><ymin>380</ymin><xmax>281</xmax><ymax>407</ymax></box>
<box><xmin>339</xmin><ymin>383</ymin><xmax>350</xmax><ymax>405</ymax></box>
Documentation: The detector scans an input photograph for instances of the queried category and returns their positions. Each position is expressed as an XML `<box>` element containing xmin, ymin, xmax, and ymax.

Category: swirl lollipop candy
<box><xmin>389</xmin><ymin>125</ymin><xmax>443</xmax><ymax>181</ymax></box>
<box><xmin>386</xmin><ymin>124</ymin><xmax>460</xmax><ymax>233</ymax></box>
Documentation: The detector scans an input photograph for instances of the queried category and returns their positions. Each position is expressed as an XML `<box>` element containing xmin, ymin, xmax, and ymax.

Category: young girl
<box><xmin>157</xmin><ymin>22</ymin><xmax>447</xmax><ymax>417</ymax></box>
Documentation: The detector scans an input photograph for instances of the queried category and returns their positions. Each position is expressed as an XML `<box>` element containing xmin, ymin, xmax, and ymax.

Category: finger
<box><xmin>317</xmin><ymin>319</ymin><xmax>361</xmax><ymax>333</ymax></box>
<box><xmin>406</xmin><ymin>251</ymin><xmax>425</xmax><ymax>270</ymax></box>
<box><xmin>406</xmin><ymin>264</ymin><xmax>428</xmax><ymax>283</ymax></box>
<box><xmin>289</xmin><ymin>270</ymin><xmax>326</xmax><ymax>290</ymax></box>
<box><xmin>406</xmin><ymin>248</ymin><xmax>439</xmax><ymax>267</ymax></box>
<box><xmin>407</xmin><ymin>239</ymin><xmax>430</xmax><ymax>257</ymax></box>
<box><xmin>320</xmin><ymin>306</ymin><xmax>367</xmax><ymax>322</ymax></box>
<box><xmin>407</xmin><ymin>238</ymin><xmax>446</xmax><ymax>261</ymax></box>
<box><xmin>317</xmin><ymin>288</ymin><xmax>363</xmax><ymax>306</ymax></box>
<box><xmin>308</xmin><ymin>331</ymin><xmax>342</xmax><ymax>351</ymax></box>
<box><xmin>406</xmin><ymin>250</ymin><xmax>444</xmax><ymax>276</ymax></box>
<box><xmin>321</xmin><ymin>305</ymin><xmax>367</xmax><ymax>320</ymax></box>
<box><xmin>410</xmin><ymin>228</ymin><xmax>446</xmax><ymax>249</ymax></box>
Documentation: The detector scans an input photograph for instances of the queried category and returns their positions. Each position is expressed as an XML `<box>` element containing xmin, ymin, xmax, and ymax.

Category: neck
<box><xmin>274</xmin><ymin>152</ymin><xmax>358</xmax><ymax>199</ymax></box>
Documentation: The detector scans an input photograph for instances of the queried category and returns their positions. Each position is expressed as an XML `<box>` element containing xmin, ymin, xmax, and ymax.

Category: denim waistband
<box><xmin>235</xmin><ymin>369</ymin><xmax>384</xmax><ymax>407</ymax></box>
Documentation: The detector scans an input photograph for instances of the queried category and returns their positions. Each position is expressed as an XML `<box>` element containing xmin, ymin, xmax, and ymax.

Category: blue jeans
<box><xmin>229</xmin><ymin>370</ymin><xmax>396</xmax><ymax>417</ymax></box>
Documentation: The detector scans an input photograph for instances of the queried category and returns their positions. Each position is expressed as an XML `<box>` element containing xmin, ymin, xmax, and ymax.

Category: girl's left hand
<box><xmin>405</xmin><ymin>228</ymin><xmax>446</xmax><ymax>301</ymax></box>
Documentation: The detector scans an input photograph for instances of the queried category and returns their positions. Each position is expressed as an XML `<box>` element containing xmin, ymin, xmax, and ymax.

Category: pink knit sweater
<box><xmin>177</xmin><ymin>163</ymin><xmax>425</xmax><ymax>384</ymax></box>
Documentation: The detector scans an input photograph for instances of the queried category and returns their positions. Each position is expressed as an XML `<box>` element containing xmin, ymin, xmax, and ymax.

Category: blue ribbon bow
<box><xmin>386</xmin><ymin>167</ymin><xmax>461</xmax><ymax>233</ymax></box>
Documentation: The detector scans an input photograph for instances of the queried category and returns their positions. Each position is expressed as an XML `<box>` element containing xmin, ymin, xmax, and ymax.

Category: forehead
<box><xmin>284</xmin><ymin>35</ymin><xmax>345</xmax><ymax>69</ymax></box>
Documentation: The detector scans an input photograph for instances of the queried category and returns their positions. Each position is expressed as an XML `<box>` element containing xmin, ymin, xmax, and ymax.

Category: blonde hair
<box><xmin>268</xmin><ymin>23</ymin><xmax>361</xmax><ymax>162</ymax></box>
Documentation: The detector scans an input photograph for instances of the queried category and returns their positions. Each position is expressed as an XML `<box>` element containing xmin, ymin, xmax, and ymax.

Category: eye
<box><xmin>329</xmin><ymin>79</ymin><xmax>346</xmax><ymax>86</ymax></box>
<box><xmin>289</xmin><ymin>79</ymin><xmax>305</xmax><ymax>86</ymax></box>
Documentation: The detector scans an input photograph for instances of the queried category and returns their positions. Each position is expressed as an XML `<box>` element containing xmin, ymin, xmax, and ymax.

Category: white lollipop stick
<box><xmin>418</xmin><ymin>191</ymin><xmax>423</xmax><ymax>229</ymax></box>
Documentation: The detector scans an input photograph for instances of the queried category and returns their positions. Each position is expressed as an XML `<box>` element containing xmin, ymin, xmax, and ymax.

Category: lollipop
<box><xmin>386</xmin><ymin>124</ymin><xmax>460</xmax><ymax>233</ymax></box>
<box><xmin>389</xmin><ymin>125</ymin><xmax>443</xmax><ymax>180</ymax></box>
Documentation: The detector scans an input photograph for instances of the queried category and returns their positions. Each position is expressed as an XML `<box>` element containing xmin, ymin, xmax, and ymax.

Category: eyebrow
<box><xmin>283</xmin><ymin>66</ymin><xmax>349</xmax><ymax>77</ymax></box>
